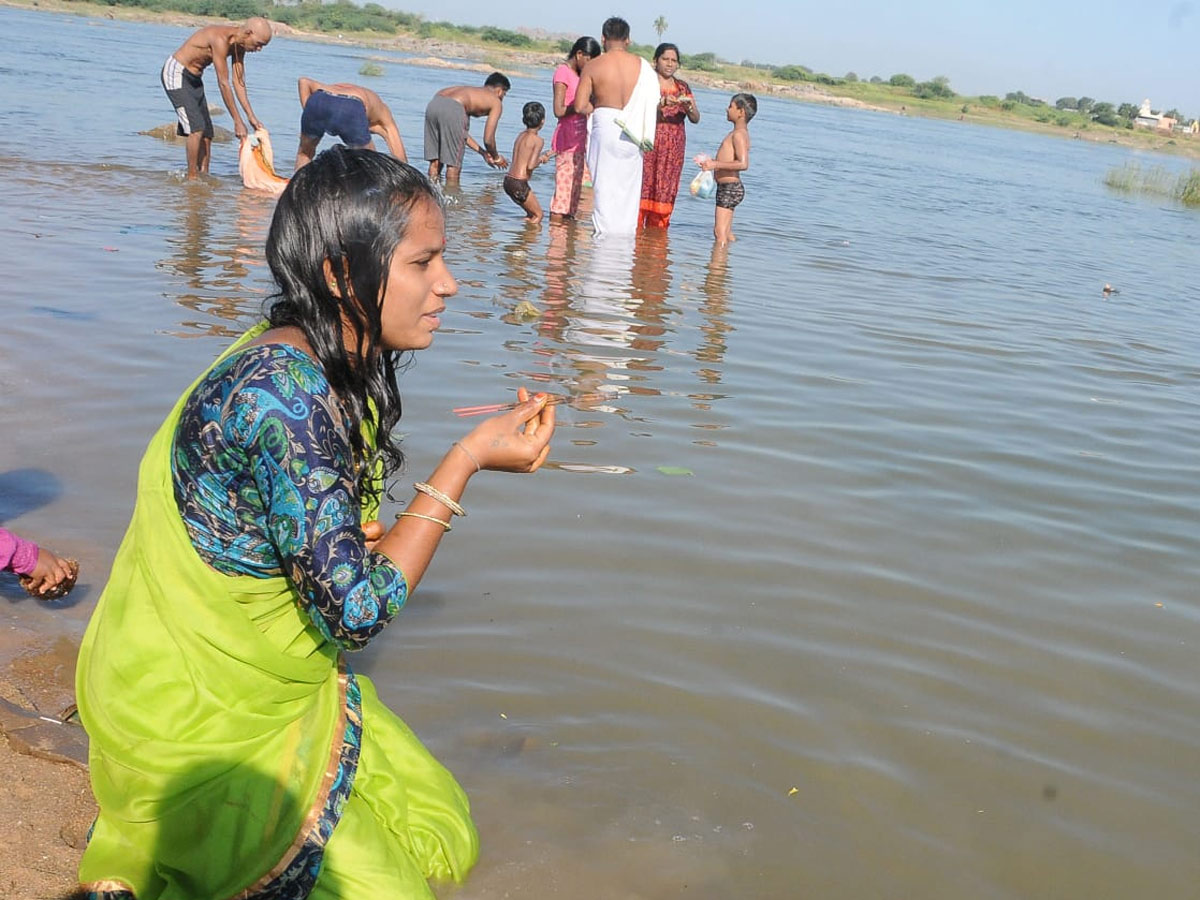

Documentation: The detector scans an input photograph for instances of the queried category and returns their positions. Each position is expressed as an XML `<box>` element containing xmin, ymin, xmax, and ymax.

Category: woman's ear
<box><xmin>322</xmin><ymin>258</ymin><xmax>340</xmax><ymax>296</ymax></box>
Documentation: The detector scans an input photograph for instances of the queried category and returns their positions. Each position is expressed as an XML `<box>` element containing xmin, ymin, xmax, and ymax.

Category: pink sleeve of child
<box><xmin>0</xmin><ymin>527</ymin><xmax>39</xmax><ymax>576</ymax></box>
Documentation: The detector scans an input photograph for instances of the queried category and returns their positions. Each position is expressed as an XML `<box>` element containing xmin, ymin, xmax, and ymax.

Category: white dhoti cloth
<box><xmin>587</xmin><ymin>107</ymin><xmax>643</xmax><ymax>236</ymax></box>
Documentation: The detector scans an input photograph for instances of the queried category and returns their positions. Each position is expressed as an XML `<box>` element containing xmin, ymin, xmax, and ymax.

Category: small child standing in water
<box><xmin>1</xmin><ymin>526</ymin><xmax>78</xmax><ymax>598</ymax></box>
<box><xmin>504</xmin><ymin>101</ymin><xmax>553</xmax><ymax>223</ymax></box>
<box><xmin>698</xmin><ymin>92</ymin><xmax>756</xmax><ymax>245</ymax></box>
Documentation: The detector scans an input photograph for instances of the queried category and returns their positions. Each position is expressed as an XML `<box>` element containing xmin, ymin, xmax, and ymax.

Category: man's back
<box><xmin>321</xmin><ymin>82</ymin><xmax>388</xmax><ymax>125</ymax></box>
<box><xmin>586</xmin><ymin>50</ymin><xmax>642</xmax><ymax>109</ymax></box>
<box><xmin>437</xmin><ymin>85</ymin><xmax>499</xmax><ymax>118</ymax></box>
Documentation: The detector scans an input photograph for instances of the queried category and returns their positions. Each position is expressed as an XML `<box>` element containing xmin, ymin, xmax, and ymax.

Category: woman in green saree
<box><xmin>76</xmin><ymin>148</ymin><xmax>555</xmax><ymax>898</ymax></box>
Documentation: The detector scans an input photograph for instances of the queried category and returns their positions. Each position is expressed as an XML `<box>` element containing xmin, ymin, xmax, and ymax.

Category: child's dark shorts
<box><xmin>503</xmin><ymin>175</ymin><xmax>531</xmax><ymax>204</ymax></box>
<box><xmin>715</xmin><ymin>180</ymin><xmax>745</xmax><ymax>210</ymax></box>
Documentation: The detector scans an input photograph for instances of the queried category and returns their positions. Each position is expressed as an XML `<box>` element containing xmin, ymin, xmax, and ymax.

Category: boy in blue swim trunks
<box><xmin>295</xmin><ymin>77</ymin><xmax>408</xmax><ymax>171</ymax></box>
<box><xmin>698</xmin><ymin>92</ymin><xmax>756</xmax><ymax>245</ymax></box>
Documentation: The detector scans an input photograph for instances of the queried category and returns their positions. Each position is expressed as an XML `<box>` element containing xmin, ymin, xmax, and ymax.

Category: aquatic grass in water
<box><xmin>1104</xmin><ymin>162</ymin><xmax>1200</xmax><ymax>206</ymax></box>
<box><xmin>358</xmin><ymin>61</ymin><xmax>384</xmax><ymax>77</ymax></box>
<box><xmin>1178</xmin><ymin>170</ymin><xmax>1200</xmax><ymax>205</ymax></box>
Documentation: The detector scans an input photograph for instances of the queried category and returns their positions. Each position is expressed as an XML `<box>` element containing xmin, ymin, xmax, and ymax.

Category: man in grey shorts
<box><xmin>423</xmin><ymin>72</ymin><xmax>511</xmax><ymax>184</ymax></box>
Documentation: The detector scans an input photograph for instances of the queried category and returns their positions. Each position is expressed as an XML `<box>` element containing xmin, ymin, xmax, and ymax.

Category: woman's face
<box><xmin>377</xmin><ymin>197</ymin><xmax>457</xmax><ymax>352</ymax></box>
<box><xmin>573</xmin><ymin>50</ymin><xmax>593</xmax><ymax>72</ymax></box>
<box><xmin>655</xmin><ymin>49</ymin><xmax>679</xmax><ymax>77</ymax></box>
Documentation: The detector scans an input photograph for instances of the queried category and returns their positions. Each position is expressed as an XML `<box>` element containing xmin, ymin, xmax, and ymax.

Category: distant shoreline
<box><xmin>3</xmin><ymin>0</ymin><xmax>1199</xmax><ymax>155</ymax></box>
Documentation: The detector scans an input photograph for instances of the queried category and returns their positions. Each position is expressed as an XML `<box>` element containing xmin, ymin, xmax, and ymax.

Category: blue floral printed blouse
<box><xmin>171</xmin><ymin>343</ymin><xmax>407</xmax><ymax>651</ymax></box>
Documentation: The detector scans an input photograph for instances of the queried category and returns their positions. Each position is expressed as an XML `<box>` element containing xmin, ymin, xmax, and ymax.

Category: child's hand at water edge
<box><xmin>459</xmin><ymin>387</ymin><xmax>555</xmax><ymax>473</ymax></box>
<box><xmin>22</xmin><ymin>548</ymin><xmax>78</xmax><ymax>599</ymax></box>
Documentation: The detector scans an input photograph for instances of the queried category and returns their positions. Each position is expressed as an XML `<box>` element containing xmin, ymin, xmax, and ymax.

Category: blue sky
<box><xmin>383</xmin><ymin>0</ymin><xmax>1200</xmax><ymax>115</ymax></box>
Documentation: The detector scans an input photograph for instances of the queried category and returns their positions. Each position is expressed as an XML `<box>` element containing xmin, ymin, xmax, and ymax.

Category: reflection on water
<box><xmin>698</xmin><ymin>243</ymin><xmax>733</xmax><ymax>381</ymax></box>
<box><xmin>161</xmin><ymin>183</ymin><xmax>274</xmax><ymax>338</ymax></box>
<box><xmin>4</xmin><ymin>7</ymin><xmax>1200</xmax><ymax>898</ymax></box>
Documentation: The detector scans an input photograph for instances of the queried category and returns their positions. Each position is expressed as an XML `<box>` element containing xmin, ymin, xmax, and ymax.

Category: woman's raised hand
<box><xmin>459</xmin><ymin>387</ymin><xmax>555</xmax><ymax>473</ymax></box>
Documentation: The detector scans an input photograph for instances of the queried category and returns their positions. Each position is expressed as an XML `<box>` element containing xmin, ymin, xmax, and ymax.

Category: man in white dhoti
<box><xmin>574</xmin><ymin>18</ymin><xmax>651</xmax><ymax>236</ymax></box>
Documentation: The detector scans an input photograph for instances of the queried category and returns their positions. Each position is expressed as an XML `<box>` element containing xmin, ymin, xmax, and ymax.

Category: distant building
<box><xmin>1134</xmin><ymin>98</ymin><xmax>1177</xmax><ymax>131</ymax></box>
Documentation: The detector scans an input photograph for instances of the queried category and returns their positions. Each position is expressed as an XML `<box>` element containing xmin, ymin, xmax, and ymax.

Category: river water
<box><xmin>2</xmin><ymin>7</ymin><xmax>1199</xmax><ymax>898</ymax></box>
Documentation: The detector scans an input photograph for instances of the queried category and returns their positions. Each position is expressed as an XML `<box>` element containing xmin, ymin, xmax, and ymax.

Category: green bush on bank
<box><xmin>479</xmin><ymin>26</ymin><xmax>531</xmax><ymax>47</ymax></box>
<box><xmin>682</xmin><ymin>51</ymin><xmax>720</xmax><ymax>72</ymax></box>
<box><xmin>772</xmin><ymin>65</ymin><xmax>810</xmax><ymax>81</ymax></box>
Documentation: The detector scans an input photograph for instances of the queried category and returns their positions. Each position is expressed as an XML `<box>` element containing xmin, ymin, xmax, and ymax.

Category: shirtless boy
<box><xmin>294</xmin><ymin>77</ymin><xmax>408</xmax><ymax>171</ymax></box>
<box><xmin>699</xmin><ymin>93</ymin><xmax>756</xmax><ymax>245</ymax></box>
<box><xmin>424</xmin><ymin>73</ymin><xmax>511</xmax><ymax>183</ymax></box>
<box><xmin>160</xmin><ymin>17</ymin><xmax>272</xmax><ymax>179</ymax></box>
<box><xmin>503</xmin><ymin>102</ymin><xmax>553</xmax><ymax>222</ymax></box>
<box><xmin>573</xmin><ymin>17</ymin><xmax>645</xmax><ymax>235</ymax></box>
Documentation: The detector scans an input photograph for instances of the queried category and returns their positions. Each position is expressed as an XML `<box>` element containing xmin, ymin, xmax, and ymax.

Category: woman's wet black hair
<box><xmin>567</xmin><ymin>36</ymin><xmax>601</xmax><ymax>60</ymax></box>
<box><xmin>653</xmin><ymin>42</ymin><xmax>680</xmax><ymax>63</ymax></box>
<box><xmin>265</xmin><ymin>146</ymin><xmax>442</xmax><ymax>503</ymax></box>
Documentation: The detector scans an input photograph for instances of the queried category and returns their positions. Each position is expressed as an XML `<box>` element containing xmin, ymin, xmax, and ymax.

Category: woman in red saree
<box><xmin>638</xmin><ymin>43</ymin><xmax>701</xmax><ymax>228</ymax></box>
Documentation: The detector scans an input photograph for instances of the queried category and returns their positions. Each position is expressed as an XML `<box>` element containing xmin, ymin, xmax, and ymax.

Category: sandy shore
<box><xmin>0</xmin><ymin>615</ymin><xmax>93</xmax><ymax>897</ymax></box>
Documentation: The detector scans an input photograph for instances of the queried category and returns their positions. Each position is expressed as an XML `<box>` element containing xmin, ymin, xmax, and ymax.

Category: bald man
<box><xmin>160</xmin><ymin>17</ymin><xmax>273</xmax><ymax>178</ymax></box>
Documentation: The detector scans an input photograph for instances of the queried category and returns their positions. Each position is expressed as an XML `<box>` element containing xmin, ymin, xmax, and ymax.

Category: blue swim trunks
<box><xmin>300</xmin><ymin>90</ymin><xmax>371</xmax><ymax>148</ymax></box>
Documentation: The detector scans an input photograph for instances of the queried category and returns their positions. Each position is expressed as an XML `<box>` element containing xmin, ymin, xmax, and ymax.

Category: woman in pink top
<box><xmin>549</xmin><ymin>36</ymin><xmax>600</xmax><ymax>221</ymax></box>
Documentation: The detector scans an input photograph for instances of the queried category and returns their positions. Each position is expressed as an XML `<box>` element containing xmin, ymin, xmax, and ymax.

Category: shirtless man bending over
<box><xmin>161</xmin><ymin>17</ymin><xmax>272</xmax><ymax>179</ymax></box>
<box><xmin>423</xmin><ymin>73</ymin><xmax>511</xmax><ymax>184</ymax></box>
<box><xmin>294</xmin><ymin>77</ymin><xmax>408</xmax><ymax>171</ymax></box>
<box><xmin>573</xmin><ymin>17</ymin><xmax>645</xmax><ymax>235</ymax></box>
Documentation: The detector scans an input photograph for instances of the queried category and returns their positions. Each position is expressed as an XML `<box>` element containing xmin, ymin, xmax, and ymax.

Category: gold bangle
<box><xmin>413</xmin><ymin>482</ymin><xmax>466</xmax><ymax>517</ymax></box>
<box><xmin>394</xmin><ymin>511</ymin><xmax>452</xmax><ymax>532</ymax></box>
<box><xmin>453</xmin><ymin>440</ymin><xmax>482</xmax><ymax>473</ymax></box>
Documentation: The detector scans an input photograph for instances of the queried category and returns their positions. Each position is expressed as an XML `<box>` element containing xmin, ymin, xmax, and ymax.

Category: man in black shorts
<box><xmin>160</xmin><ymin>18</ymin><xmax>272</xmax><ymax>179</ymax></box>
<box><xmin>294</xmin><ymin>77</ymin><xmax>408</xmax><ymax>171</ymax></box>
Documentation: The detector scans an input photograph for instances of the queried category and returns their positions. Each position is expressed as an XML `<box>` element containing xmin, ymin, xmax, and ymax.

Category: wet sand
<box><xmin>0</xmin><ymin>619</ymin><xmax>93</xmax><ymax>896</ymax></box>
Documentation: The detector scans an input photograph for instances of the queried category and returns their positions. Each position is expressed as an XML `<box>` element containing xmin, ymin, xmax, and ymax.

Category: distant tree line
<box><xmin>82</xmin><ymin>0</ymin><xmax>535</xmax><ymax>45</ymax></box>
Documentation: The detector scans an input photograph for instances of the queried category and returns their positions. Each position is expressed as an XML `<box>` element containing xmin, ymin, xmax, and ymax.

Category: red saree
<box><xmin>638</xmin><ymin>78</ymin><xmax>692</xmax><ymax>228</ymax></box>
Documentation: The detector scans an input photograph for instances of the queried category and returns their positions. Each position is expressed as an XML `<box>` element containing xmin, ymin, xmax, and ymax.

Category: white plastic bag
<box><xmin>690</xmin><ymin>167</ymin><xmax>715</xmax><ymax>200</ymax></box>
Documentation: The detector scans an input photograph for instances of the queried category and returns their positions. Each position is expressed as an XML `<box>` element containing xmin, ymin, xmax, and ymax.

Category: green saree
<box><xmin>76</xmin><ymin>325</ymin><xmax>478</xmax><ymax>898</ymax></box>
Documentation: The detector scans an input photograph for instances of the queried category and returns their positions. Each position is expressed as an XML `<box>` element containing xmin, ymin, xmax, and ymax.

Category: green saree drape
<box><xmin>76</xmin><ymin>325</ymin><xmax>478</xmax><ymax>898</ymax></box>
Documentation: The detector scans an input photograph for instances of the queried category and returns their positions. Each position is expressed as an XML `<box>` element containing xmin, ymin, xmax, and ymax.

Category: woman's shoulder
<box><xmin>553</xmin><ymin>63</ymin><xmax>576</xmax><ymax>83</ymax></box>
<box><xmin>673</xmin><ymin>77</ymin><xmax>691</xmax><ymax>93</ymax></box>
<box><xmin>215</xmin><ymin>342</ymin><xmax>331</xmax><ymax>400</ymax></box>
